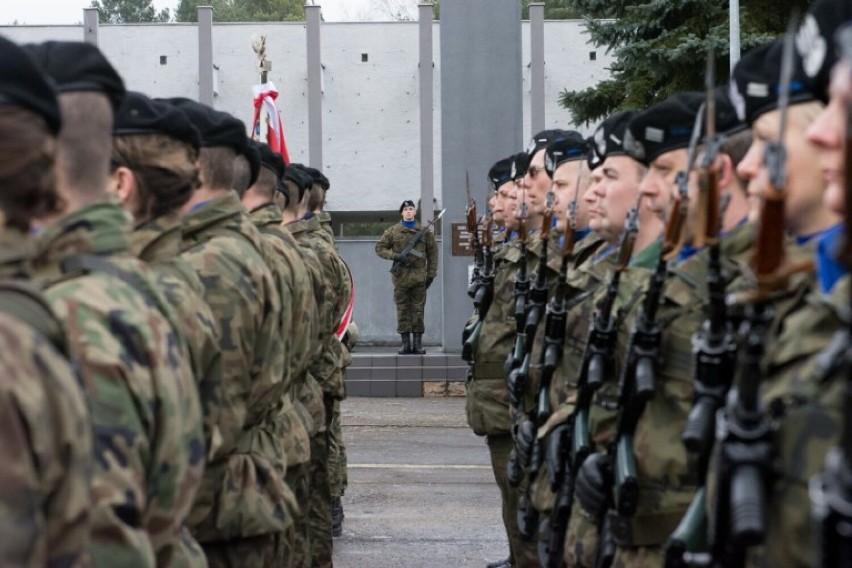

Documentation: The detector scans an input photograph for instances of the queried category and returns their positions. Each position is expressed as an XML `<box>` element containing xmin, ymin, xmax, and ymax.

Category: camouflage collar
<box><xmin>248</xmin><ymin>202</ymin><xmax>283</xmax><ymax>227</ymax></box>
<box><xmin>131</xmin><ymin>212</ymin><xmax>183</xmax><ymax>263</ymax></box>
<box><xmin>181</xmin><ymin>191</ymin><xmax>243</xmax><ymax>240</ymax></box>
<box><xmin>33</xmin><ymin>201</ymin><xmax>130</xmax><ymax>270</ymax></box>
<box><xmin>0</xmin><ymin>228</ymin><xmax>35</xmax><ymax>279</ymax></box>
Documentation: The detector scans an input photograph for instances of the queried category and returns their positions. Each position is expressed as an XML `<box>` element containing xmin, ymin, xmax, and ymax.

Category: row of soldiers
<box><xmin>462</xmin><ymin>0</ymin><xmax>852</xmax><ymax>567</ymax></box>
<box><xmin>0</xmin><ymin>34</ymin><xmax>353</xmax><ymax>568</ymax></box>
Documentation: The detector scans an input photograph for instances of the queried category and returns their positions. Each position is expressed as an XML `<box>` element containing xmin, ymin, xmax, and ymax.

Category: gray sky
<box><xmin>0</xmin><ymin>0</ymin><xmax>419</xmax><ymax>25</ymax></box>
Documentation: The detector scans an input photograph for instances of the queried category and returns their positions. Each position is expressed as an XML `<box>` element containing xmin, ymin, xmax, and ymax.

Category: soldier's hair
<box><xmin>719</xmin><ymin>129</ymin><xmax>752</xmax><ymax>191</ymax></box>
<box><xmin>307</xmin><ymin>184</ymin><xmax>326</xmax><ymax>212</ymax></box>
<box><xmin>0</xmin><ymin>107</ymin><xmax>62</xmax><ymax>231</ymax></box>
<box><xmin>198</xmin><ymin>146</ymin><xmax>237</xmax><ymax>191</ymax></box>
<box><xmin>232</xmin><ymin>153</ymin><xmax>252</xmax><ymax>197</ymax></box>
<box><xmin>111</xmin><ymin>132</ymin><xmax>200</xmax><ymax>220</ymax></box>
<box><xmin>282</xmin><ymin>179</ymin><xmax>302</xmax><ymax>213</ymax></box>
<box><xmin>56</xmin><ymin>92</ymin><xmax>113</xmax><ymax>200</ymax></box>
<box><xmin>252</xmin><ymin>167</ymin><xmax>277</xmax><ymax>202</ymax></box>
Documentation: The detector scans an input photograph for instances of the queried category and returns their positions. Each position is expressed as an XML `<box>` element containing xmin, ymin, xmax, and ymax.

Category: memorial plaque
<box><xmin>451</xmin><ymin>223</ymin><xmax>475</xmax><ymax>256</ymax></box>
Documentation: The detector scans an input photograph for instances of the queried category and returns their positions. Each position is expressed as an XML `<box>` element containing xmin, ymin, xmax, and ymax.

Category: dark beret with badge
<box><xmin>399</xmin><ymin>199</ymin><xmax>416</xmax><ymax>213</ymax></box>
<box><xmin>624</xmin><ymin>93</ymin><xmax>706</xmax><ymax>165</ymax></box>
<box><xmin>511</xmin><ymin>152</ymin><xmax>530</xmax><ymax>181</ymax></box>
<box><xmin>160</xmin><ymin>97</ymin><xmax>248</xmax><ymax>154</ymax></box>
<box><xmin>113</xmin><ymin>91</ymin><xmax>201</xmax><ymax>150</ymax></box>
<box><xmin>488</xmin><ymin>156</ymin><xmax>516</xmax><ymax>190</ymax></box>
<box><xmin>0</xmin><ymin>36</ymin><xmax>61</xmax><ymax>134</ymax></box>
<box><xmin>796</xmin><ymin>0</ymin><xmax>852</xmax><ymax>103</ymax></box>
<box><xmin>591</xmin><ymin>110</ymin><xmax>637</xmax><ymax>165</ymax></box>
<box><xmin>544</xmin><ymin>132</ymin><xmax>587</xmax><ymax>178</ymax></box>
<box><xmin>255</xmin><ymin>141</ymin><xmax>287</xmax><ymax>193</ymax></box>
<box><xmin>526</xmin><ymin>129</ymin><xmax>576</xmax><ymax>158</ymax></box>
<box><xmin>23</xmin><ymin>41</ymin><xmax>125</xmax><ymax>112</ymax></box>
<box><xmin>730</xmin><ymin>38</ymin><xmax>816</xmax><ymax>126</ymax></box>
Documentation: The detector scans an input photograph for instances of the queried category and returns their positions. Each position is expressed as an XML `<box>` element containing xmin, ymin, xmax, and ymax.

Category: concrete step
<box><xmin>345</xmin><ymin>350</ymin><xmax>468</xmax><ymax>398</ymax></box>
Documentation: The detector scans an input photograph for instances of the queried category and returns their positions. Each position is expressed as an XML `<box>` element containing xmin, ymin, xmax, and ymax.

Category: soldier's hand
<box><xmin>393</xmin><ymin>253</ymin><xmax>406</xmax><ymax>263</ymax></box>
<box><xmin>575</xmin><ymin>452</ymin><xmax>611</xmax><ymax>519</ymax></box>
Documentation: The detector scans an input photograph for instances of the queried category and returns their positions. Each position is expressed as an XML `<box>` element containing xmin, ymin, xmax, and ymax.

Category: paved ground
<box><xmin>332</xmin><ymin>397</ymin><xmax>509</xmax><ymax>568</ymax></box>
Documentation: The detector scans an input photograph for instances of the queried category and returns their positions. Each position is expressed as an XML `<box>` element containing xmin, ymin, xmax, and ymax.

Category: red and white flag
<box><xmin>251</xmin><ymin>81</ymin><xmax>290</xmax><ymax>164</ymax></box>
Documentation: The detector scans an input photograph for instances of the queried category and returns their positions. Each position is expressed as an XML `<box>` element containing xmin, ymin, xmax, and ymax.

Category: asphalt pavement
<box><xmin>332</xmin><ymin>397</ymin><xmax>509</xmax><ymax>568</ymax></box>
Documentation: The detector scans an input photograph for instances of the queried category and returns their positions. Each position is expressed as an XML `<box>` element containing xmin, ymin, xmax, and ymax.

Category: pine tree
<box><xmin>90</xmin><ymin>0</ymin><xmax>170</xmax><ymax>23</ymax></box>
<box><xmin>559</xmin><ymin>0</ymin><xmax>812</xmax><ymax>125</ymax></box>
<box><xmin>175</xmin><ymin>0</ymin><xmax>305</xmax><ymax>23</ymax></box>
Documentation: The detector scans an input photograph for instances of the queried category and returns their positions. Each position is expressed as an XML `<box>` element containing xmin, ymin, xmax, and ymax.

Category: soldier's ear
<box><xmin>717</xmin><ymin>153</ymin><xmax>736</xmax><ymax>189</ymax></box>
<box><xmin>109</xmin><ymin>165</ymin><xmax>137</xmax><ymax>208</ymax></box>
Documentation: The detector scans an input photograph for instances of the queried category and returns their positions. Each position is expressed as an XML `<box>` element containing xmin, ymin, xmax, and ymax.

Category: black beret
<box><xmin>161</xmin><ymin>97</ymin><xmax>248</xmax><ymax>154</ymax></box>
<box><xmin>714</xmin><ymin>86</ymin><xmax>748</xmax><ymax>135</ymax></box>
<box><xmin>510</xmin><ymin>152</ymin><xmax>530</xmax><ymax>180</ymax></box>
<box><xmin>23</xmin><ymin>41</ymin><xmax>125</xmax><ymax>112</ymax></box>
<box><xmin>243</xmin><ymin>140</ymin><xmax>261</xmax><ymax>187</ymax></box>
<box><xmin>113</xmin><ymin>91</ymin><xmax>201</xmax><ymax>149</ymax></box>
<box><xmin>624</xmin><ymin>93</ymin><xmax>708</xmax><ymax>164</ymax></box>
<box><xmin>796</xmin><ymin>0</ymin><xmax>852</xmax><ymax>103</ymax></box>
<box><xmin>544</xmin><ymin>132</ymin><xmax>588</xmax><ymax>178</ymax></box>
<box><xmin>591</xmin><ymin>110</ymin><xmax>637</xmax><ymax>164</ymax></box>
<box><xmin>0</xmin><ymin>36</ymin><xmax>61</xmax><ymax>134</ymax></box>
<box><xmin>283</xmin><ymin>166</ymin><xmax>312</xmax><ymax>201</ymax></box>
<box><xmin>295</xmin><ymin>165</ymin><xmax>325</xmax><ymax>189</ymax></box>
<box><xmin>730</xmin><ymin>39</ymin><xmax>816</xmax><ymax>126</ymax></box>
<box><xmin>488</xmin><ymin>156</ymin><xmax>515</xmax><ymax>189</ymax></box>
<box><xmin>399</xmin><ymin>199</ymin><xmax>416</xmax><ymax>213</ymax></box>
<box><xmin>255</xmin><ymin>141</ymin><xmax>286</xmax><ymax>191</ymax></box>
<box><xmin>525</xmin><ymin>129</ymin><xmax>575</xmax><ymax>158</ymax></box>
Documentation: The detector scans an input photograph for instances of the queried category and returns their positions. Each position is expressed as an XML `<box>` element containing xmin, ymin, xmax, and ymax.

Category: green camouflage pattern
<box><xmin>375</xmin><ymin>220</ymin><xmax>438</xmax><ymax>287</ymax></box>
<box><xmin>306</xmin><ymin>433</ymin><xmax>333</xmax><ymax>568</ymax></box>
<box><xmin>328</xmin><ymin>397</ymin><xmax>349</xmax><ymax>498</ymax></box>
<box><xmin>486</xmin><ymin>433</ymin><xmax>526</xmax><ymax>566</ymax></box>
<box><xmin>131</xmin><ymin>212</ymin><xmax>225</xmax><ymax>463</ymax></box>
<box><xmin>179</xmin><ymin>192</ymin><xmax>295</xmax><ymax>548</ymax></box>
<box><xmin>31</xmin><ymin>202</ymin><xmax>206</xmax><ymax>567</ymax></box>
<box><xmin>250</xmin><ymin>203</ymin><xmax>317</xmax><ymax>467</ymax></box>
<box><xmin>392</xmin><ymin>282</ymin><xmax>428</xmax><ymax>333</ymax></box>
<box><xmin>0</xmin><ymin>308</ymin><xmax>93</xmax><ymax>568</ymax></box>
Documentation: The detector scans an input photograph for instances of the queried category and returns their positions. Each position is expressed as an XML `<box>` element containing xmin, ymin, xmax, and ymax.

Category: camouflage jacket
<box><xmin>249</xmin><ymin>203</ymin><xmax>316</xmax><ymax>466</ymax></box>
<box><xmin>375</xmin><ymin>220</ymin><xmax>438</xmax><ymax>287</ymax></box>
<box><xmin>31</xmin><ymin>202</ymin><xmax>206</xmax><ymax>567</ymax></box>
<box><xmin>0</xmin><ymin>304</ymin><xmax>92</xmax><ymax>568</ymax></box>
<box><xmin>180</xmin><ymin>192</ymin><xmax>295</xmax><ymax>542</ymax></box>
<box><xmin>289</xmin><ymin>215</ymin><xmax>351</xmax><ymax>400</ymax></box>
<box><xmin>132</xmin><ymin>213</ymin><xmax>224</xmax><ymax>463</ymax></box>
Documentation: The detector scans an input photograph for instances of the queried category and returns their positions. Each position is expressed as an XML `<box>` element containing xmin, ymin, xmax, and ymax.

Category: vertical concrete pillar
<box><xmin>529</xmin><ymin>3</ymin><xmax>545</xmax><ymax>134</ymax></box>
<box><xmin>440</xmin><ymin>0</ymin><xmax>522</xmax><ymax>352</ymax></box>
<box><xmin>418</xmin><ymin>4</ymin><xmax>434</xmax><ymax>224</ymax></box>
<box><xmin>198</xmin><ymin>6</ymin><xmax>214</xmax><ymax>106</ymax></box>
<box><xmin>83</xmin><ymin>8</ymin><xmax>99</xmax><ymax>45</ymax></box>
<box><xmin>306</xmin><ymin>4</ymin><xmax>323</xmax><ymax>169</ymax></box>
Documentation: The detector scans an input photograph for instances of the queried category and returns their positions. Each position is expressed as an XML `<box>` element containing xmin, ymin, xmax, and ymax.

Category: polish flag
<box><xmin>251</xmin><ymin>81</ymin><xmax>290</xmax><ymax>164</ymax></box>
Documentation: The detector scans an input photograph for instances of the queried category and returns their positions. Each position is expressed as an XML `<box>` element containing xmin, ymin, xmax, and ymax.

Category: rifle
<box><xmin>389</xmin><ymin>208</ymin><xmax>446</xmax><ymax>276</ymax></box>
<box><xmin>462</xmin><ymin>206</ymin><xmax>496</xmax><ymax>362</ymax></box>
<box><xmin>506</xmin><ymin>201</ymin><xmax>531</xmax><ymax>488</ymax></box>
<box><xmin>466</xmin><ymin>171</ymin><xmax>484</xmax><ymax>298</ymax></box>
<box><xmin>539</xmin><ymin>173</ymin><xmax>585</xmax><ymax>568</ymax></box>
<box><xmin>515</xmin><ymin>192</ymin><xmax>556</xmax><ymax>538</ymax></box>
<box><xmin>808</xmin><ymin>54</ymin><xmax>852</xmax><ymax>568</ymax></box>
<box><xmin>711</xmin><ymin>24</ymin><xmax>807</xmax><ymax>568</ymax></box>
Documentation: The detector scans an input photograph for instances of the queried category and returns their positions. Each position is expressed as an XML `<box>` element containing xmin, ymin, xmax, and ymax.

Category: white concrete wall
<box><xmin>1</xmin><ymin>19</ymin><xmax>612</xmax><ymax>213</ymax></box>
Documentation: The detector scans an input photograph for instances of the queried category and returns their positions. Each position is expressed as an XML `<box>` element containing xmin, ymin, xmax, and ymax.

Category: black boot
<box><xmin>485</xmin><ymin>558</ymin><xmax>512</xmax><ymax>568</ymax></box>
<box><xmin>398</xmin><ymin>333</ymin><xmax>412</xmax><ymax>354</ymax></box>
<box><xmin>332</xmin><ymin>497</ymin><xmax>344</xmax><ymax>537</ymax></box>
<box><xmin>412</xmin><ymin>332</ymin><xmax>426</xmax><ymax>354</ymax></box>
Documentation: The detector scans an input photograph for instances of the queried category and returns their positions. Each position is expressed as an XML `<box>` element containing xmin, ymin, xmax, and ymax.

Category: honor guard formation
<box><xmin>461</xmin><ymin>0</ymin><xmax>852</xmax><ymax>566</ymax></box>
<box><xmin>0</xmin><ymin>35</ymin><xmax>353</xmax><ymax>567</ymax></box>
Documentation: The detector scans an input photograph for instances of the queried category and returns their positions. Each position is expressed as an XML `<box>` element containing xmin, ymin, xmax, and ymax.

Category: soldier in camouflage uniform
<box><xmin>0</xmin><ymin>37</ymin><xmax>93</xmax><ymax>567</ymax></box>
<box><xmin>164</xmin><ymin>97</ymin><xmax>296</xmax><ymax>567</ymax></box>
<box><xmin>108</xmin><ymin>91</ymin><xmax>226</xmax><ymax>482</ymax></box>
<box><xmin>239</xmin><ymin>142</ymin><xmax>320</xmax><ymax>567</ymax></box>
<box><xmin>23</xmin><ymin>41</ymin><xmax>207</xmax><ymax>567</ymax></box>
<box><xmin>375</xmin><ymin>199</ymin><xmax>438</xmax><ymax>355</ymax></box>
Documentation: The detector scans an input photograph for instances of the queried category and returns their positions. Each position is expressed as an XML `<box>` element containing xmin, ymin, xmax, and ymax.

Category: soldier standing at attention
<box><xmin>0</xmin><ymin>36</ymin><xmax>93</xmax><ymax>568</ymax></box>
<box><xmin>375</xmin><ymin>199</ymin><xmax>439</xmax><ymax>355</ymax></box>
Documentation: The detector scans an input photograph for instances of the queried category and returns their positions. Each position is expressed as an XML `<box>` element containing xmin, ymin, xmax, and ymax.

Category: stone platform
<box><xmin>345</xmin><ymin>347</ymin><xmax>468</xmax><ymax>397</ymax></box>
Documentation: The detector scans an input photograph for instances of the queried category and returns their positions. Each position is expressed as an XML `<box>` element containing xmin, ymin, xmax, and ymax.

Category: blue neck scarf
<box><xmin>816</xmin><ymin>223</ymin><xmax>848</xmax><ymax>294</ymax></box>
<box><xmin>402</xmin><ymin>219</ymin><xmax>417</xmax><ymax>229</ymax></box>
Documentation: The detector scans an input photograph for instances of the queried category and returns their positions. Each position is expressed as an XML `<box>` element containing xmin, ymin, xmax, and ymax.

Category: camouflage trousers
<box><xmin>486</xmin><ymin>433</ymin><xmax>540</xmax><ymax>568</ymax></box>
<box><xmin>328</xmin><ymin>398</ymin><xmax>348</xmax><ymax>498</ymax></box>
<box><xmin>393</xmin><ymin>282</ymin><xmax>427</xmax><ymax>333</ymax></box>
<box><xmin>284</xmin><ymin>462</ymin><xmax>311</xmax><ymax>568</ymax></box>
<box><xmin>307</xmin><ymin>433</ymin><xmax>333</xmax><ymax>568</ymax></box>
<box><xmin>203</xmin><ymin>532</ymin><xmax>289</xmax><ymax>568</ymax></box>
